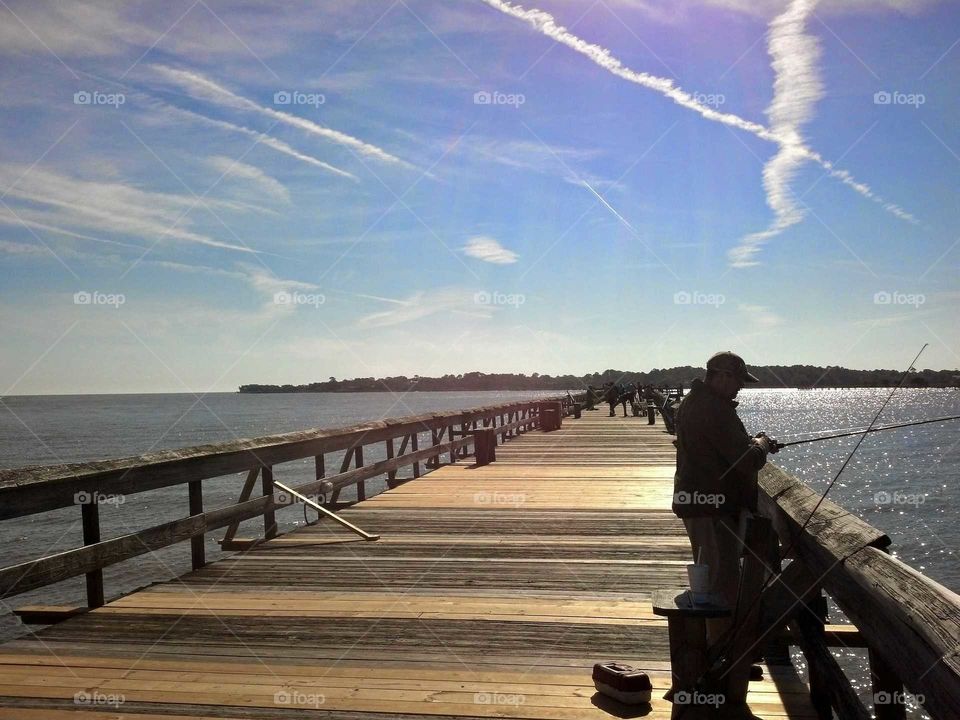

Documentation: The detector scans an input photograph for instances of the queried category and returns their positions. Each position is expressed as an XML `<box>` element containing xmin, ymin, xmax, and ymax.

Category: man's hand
<box><xmin>754</xmin><ymin>432</ymin><xmax>781</xmax><ymax>454</ymax></box>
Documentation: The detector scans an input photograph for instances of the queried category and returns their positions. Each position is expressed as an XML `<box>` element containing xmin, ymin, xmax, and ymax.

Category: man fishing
<box><xmin>672</xmin><ymin>351</ymin><xmax>778</xmax><ymax>646</ymax></box>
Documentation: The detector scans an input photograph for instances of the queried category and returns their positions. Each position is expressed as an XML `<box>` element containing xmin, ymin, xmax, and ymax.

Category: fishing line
<box><xmin>779</xmin><ymin>343</ymin><xmax>927</xmax><ymax>551</ymax></box>
<box><xmin>777</xmin><ymin>414</ymin><xmax>960</xmax><ymax>447</ymax></box>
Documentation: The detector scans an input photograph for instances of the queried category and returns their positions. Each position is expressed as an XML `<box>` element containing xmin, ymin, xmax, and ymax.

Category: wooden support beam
<box><xmin>411</xmin><ymin>432</ymin><xmax>420</xmax><ymax>478</ymax></box>
<box><xmin>220</xmin><ymin>467</ymin><xmax>259</xmax><ymax>548</ymax></box>
<box><xmin>80</xmin><ymin>500</ymin><xmax>103</xmax><ymax>608</ymax></box>
<box><xmin>870</xmin><ymin>646</ymin><xmax>907</xmax><ymax>720</ymax></box>
<box><xmin>385</xmin><ymin>438</ymin><xmax>397</xmax><ymax>489</ymax></box>
<box><xmin>188</xmin><ymin>480</ymin><xmax>204</xmax><ymax>570</ymax></box>
<box><xmin>261</xmin><ymin>466</ymin><xmax>277</xmax><ymax>540</ymax></box>
<box><xmin>792</xmin><ymin>607</ymin><xmax>871</xmax><ymax>720</ymax></box>
<box><xmin>355</xmin><ymin>446</ymin><xmax>365</xmax><ymax>501</ymax></box>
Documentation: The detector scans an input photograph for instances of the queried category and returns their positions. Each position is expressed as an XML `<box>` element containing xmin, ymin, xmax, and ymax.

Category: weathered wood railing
<box><xmin>0</xmin><ymin>393</ymin><xmax>584</xmax><ymax>611</ymax></box>
<box><xmin>757</xmin><ymin>465</ymin><xmax>960</xmax><ymax>720</ymax></box>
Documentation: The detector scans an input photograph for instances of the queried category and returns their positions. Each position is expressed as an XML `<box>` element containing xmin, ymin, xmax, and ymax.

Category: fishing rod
<box><xmin>674</xmin><ymin>344</ymin><xmax>930</xmax><ymax>718</ymax></box>
<box><xmin>775</xmin><ymin>414</ymin><xmax>960</xmax><ymax>449</ymax></box>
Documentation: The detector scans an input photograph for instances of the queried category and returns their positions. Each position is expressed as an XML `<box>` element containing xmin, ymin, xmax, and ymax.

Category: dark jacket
<box><xmin>672</xmin><ymin>378</ymin><xmax>768</xmax><ymax>517</ymax></box>
<box><xmin>605</xmin><ymin>385</ymin><xmax>620</xmax><ymax>404</ymax></box>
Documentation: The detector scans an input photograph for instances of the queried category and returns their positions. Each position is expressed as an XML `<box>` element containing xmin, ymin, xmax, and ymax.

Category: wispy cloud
<box><xmin>739</xmin><ymin>302</ymin><xmax>783</xmax><ymax>327</ymax></box>
<box><xmin>359</xmin><ymin>287</ymin><xmax>494</xmax><ymax>328</ymax></box>
<box><xmin>149</xmin><ymin>99</ymin><xmax>358</xmax><ymax>181</ymax></box>
<box><xmin>0</xmin><ymin>164</ymin><xmax>258</xmax><ymax>254</ymax></box>
<box><xmin>151</xmin><ymin>65</ymin><xmax>412</xmax><ymax>168</ymax></box>
<box><xmin>480</xmin><ymin>0</ymin><xmax>917</xmax><ymax>262</ymax></box>
<box><xmin>206</xmin><ymin>156</ymin><xmax>290</xmax><ymax>204</ymax></box>
<box><xmin>463</xmin><ymin>236</ymin><xmax>519</xmax><ymax>264</ymax></box>
<box><xmin>587</xmin><ymin>0</ymin><xmax>937</xmax><ymax>20</ymax></box>
<box><xmin>461</xmin><ymin>136</ymin><xmax>620</xmax><ymax>191</ymax></box>
<box><xmin>729</xmin><ymin>0</ymin><xmax>822</xmax><ymax>267</ymax></box>
<box><xmin>0</xmin><ymin>209</ymin><xmax>147</xmax><ymax>251</ymax></box>
<box><xmin>0</xmin><ymin>2</ymin><xmax>152</xmax><ymax>57</ymax></box>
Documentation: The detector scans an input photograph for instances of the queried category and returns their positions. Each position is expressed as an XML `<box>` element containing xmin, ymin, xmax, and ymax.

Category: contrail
<box><xmin>480</xmin><ymin>0</ymin><xmax>917</xmax><ymax>258</ymax></box>
<box><xmin>730</xmin><ymin>0</ymin><xmax>822</xmax><ymax>267</ymax></box>
<box><xmin>151</xmin><ymin>99</ymin><xmax>359</xmax><ymax>181</ymax></box>
<box><xmin>152</xmin><ymin>65</ymin><xmax>413</xmax><ymax>169</ymax></box>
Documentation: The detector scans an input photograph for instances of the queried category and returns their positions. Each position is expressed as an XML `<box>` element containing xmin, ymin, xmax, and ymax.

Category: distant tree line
<box><xmin>239</xmin><ymin>366</ymin><xmax>960</xmax><ymax>393</ymax></box>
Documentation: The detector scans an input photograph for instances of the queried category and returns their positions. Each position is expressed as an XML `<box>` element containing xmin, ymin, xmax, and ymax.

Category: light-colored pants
<box><xmin>682</xmin><ymin>512</ymin><xmax>747</xmax><ymax>646</ymax></box>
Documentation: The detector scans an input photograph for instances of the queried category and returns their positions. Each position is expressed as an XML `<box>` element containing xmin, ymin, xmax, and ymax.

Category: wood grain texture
<box><xmin>0</xmin><ymin>409</ymin><xmax>817</xmax><ymax>719</ymax></box>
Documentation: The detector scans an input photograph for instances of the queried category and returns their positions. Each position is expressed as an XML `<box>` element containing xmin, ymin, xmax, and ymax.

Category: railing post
<box><xmin>261</xmin><ymin>465</ymin><xmax>277</xmax><ymax>540</ymax></box>
<box><xmin>385</xmin><ymin>438</ymin><xmax>397</xmax><ymax>488</ymax></box>
<box><xmin>870</xmin><ymin>647</ymin><xmax>907</xmax><ymax>720</ymax></box>
<box><xmin>315</xmin><ymin>454</ymin><xmax>326</xmax><ymax>505</ymax></box>
<box><xmin>411</xmin><ymin>432</ymin><xmax>421</xmax><ymax>478</ymax></box>
<box><xmin>355</xmin><ymin>446</ymin><xmax>365</xmax><ymax>501</ymax></box>
<box><xmin>428</xmin><ymin>428</ymin><xmax>438</xmax><ymax>468</ymax></box>
<box><xmin>81</xmin><ymin>499</ymin><xmax>104</xmax><ymax>608</ymax></box>
<box><xmin>188</xmin><ymin>480</ymin><xmax>205</xmax><ymax>570</ymax></box>
<box><xmin>803</xmin><ymin>593</ymin><xmax>833</xmax><ymax>720</ymax></box>
<box><xmin>448</xmin><ymin>423</ymin><xmax>456</xmax><ymax>464</ymax></box>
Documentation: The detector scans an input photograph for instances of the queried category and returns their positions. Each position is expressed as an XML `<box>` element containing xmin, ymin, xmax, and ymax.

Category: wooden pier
<box><xmin>0</xmin><ymin>396</ymin><xmax>957</xmax><ymax>719</ymax></box>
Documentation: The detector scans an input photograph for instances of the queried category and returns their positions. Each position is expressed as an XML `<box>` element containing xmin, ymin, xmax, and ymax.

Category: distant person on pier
<box><xmin>620</xmin><ymin>382</ymin><xmax>637</xmax><ymax>417</ymax></box>
<box><xmin>672</xmin><ymin>351</ymin><xmax>778</xmax><ymax>646</ymax></box>
<box><xmin>604</xmin><ymin>382</ymin><xmax>619</xmax><ymax>416</ymax></box>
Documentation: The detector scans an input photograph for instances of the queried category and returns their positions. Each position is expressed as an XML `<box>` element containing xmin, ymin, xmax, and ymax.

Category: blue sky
<box><xmin>0</xmin><ymin>0</ymin><xmax>957</xmax><ymax>394</ymax></box>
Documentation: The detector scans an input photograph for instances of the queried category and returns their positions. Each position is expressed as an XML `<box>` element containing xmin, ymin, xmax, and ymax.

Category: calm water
<box><xmin>0</xmin><ymin>388</ymin><xmax>956</xmax><ymax>714</ymax></box>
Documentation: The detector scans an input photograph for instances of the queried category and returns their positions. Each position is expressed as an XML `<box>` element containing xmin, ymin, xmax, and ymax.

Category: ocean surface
<box><xmin>0</xmin><ymin>388</ymin><xmax>956</xmax><ymax>715</ymax></box>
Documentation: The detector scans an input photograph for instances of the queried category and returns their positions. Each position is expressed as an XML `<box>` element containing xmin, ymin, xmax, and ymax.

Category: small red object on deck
<box><xmin>592</xmin><ymin>661</ymin><xmax>653</xmax><ymax>705</ymax></box>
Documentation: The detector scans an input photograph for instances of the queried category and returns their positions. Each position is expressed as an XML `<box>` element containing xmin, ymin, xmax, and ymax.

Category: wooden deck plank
<box><xmin>0</xmin><ymin>408</ymin><xmax>815</xmax><ymax>719</ymax></box>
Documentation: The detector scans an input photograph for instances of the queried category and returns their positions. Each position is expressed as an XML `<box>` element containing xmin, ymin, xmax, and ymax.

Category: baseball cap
<box><xmin>706</xmin><ymin>351</ymin><xmax>760</xmax><ymax>383</ymax></box>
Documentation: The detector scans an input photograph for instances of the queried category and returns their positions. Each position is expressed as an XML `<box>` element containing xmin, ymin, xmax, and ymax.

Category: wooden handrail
<box><xmin>758</xmin><ymin>464</ymin><xmax>960</xmax><ymax>720</ymax></box>
<box><xmin>0</xmin><ymin>394</ymin><xmax>585</xmax><ymax>603</ymax></box>
<box><xmin>0</xmin><ymin>396</ymin><xmax>578</xmax><ymax>521</ymax></box>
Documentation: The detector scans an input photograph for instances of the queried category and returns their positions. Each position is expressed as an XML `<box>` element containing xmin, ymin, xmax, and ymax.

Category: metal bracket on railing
<box><xmin>274</xmin><ymin>480</ymin><xmax>379</xmax><ymax>541</ymax></box>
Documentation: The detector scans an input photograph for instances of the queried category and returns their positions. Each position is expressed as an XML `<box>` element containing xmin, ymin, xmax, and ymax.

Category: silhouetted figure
<box><xmin>604</xmin><ymin>382</ymin><xmax>619</xmax><ymax>416</ymax></box>
<box><xmin>619</xmin><ymin>382</ymin><xmax>637</xmax><ymax>417</ymax></box>
<box><xmin>672</xmin><ymin>351</ymin><xmax>779</xmax><ymax>651</ymax></box>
